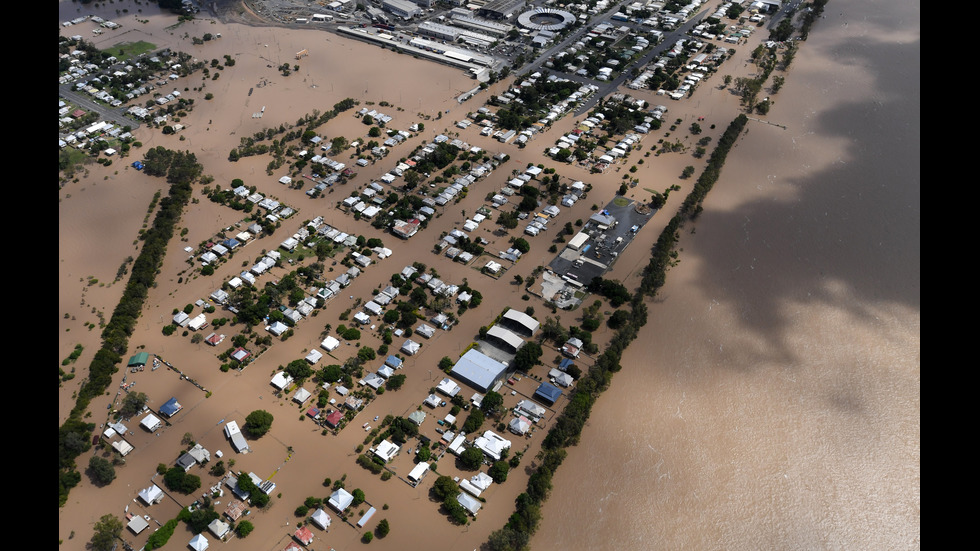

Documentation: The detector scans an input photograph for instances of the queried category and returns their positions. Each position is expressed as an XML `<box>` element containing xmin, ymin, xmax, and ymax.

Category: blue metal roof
<box><xmin>160</xmin><ymin>397</ymin><xmax>181</xmax><ymax>416</ymax></box>
<box><xmin>534</xmin><ymin>382</ymin><xmax>561</xmax><ymax>405</ymax></box>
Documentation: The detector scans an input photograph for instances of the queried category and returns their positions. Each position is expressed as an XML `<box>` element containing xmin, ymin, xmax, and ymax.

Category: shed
<box><xmin>127</xmin><ymin>515</ymin><xmax>149</xmax><ymax>535</ymax></box>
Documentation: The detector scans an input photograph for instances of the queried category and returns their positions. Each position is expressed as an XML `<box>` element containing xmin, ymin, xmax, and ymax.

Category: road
<box><xmin>60</xmin><ymin>82</ymin><xmax>143</xmax><ymax>131</ymax></box>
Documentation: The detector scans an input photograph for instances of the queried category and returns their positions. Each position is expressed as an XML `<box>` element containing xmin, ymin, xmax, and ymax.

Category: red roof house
<box><xmin>325</xmin><ymin>410</ymin><xmax>343</xmax><ymax>428</ymax></box>
<box><xmin>282</xmin><ymin>542</ymin><xmax>303</xmax><ymax>551</ymax></box>
<box><xmin>293</xmin><ymin>526</ymin><xmax>314</xmax><ymax>546</ymax></box>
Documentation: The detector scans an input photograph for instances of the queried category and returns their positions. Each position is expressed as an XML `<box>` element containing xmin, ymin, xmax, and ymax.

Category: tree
<box><xmin>368</xmin><ymin>126</ymin><xmax>381</xmax><ymax>137</ymax></box>
<box><xmin>163</xmin><ymin>467</ymin><xmax>201</xmax><ymax>494</ymax></box>
<box><xmin>90</xmin><ymin>514</ymin><xmax>123</xmax><ymax>551</ymax></box>
<box><xmin>607</xmin><ymin>309</ymin><xmax>630</xmax><ymax>329</ymax></box>
<box><xmin>244</xmin><ymin>410</ymin><xmax>274</xmax><ymax>438</ymax></box>
<box><xmin>210</xmin><ymin>460</ymin><xmax>226</xmax><ymax>477</ymax></box>
<box><xmin>512</xmin><ymin>238</ymin><xmax>530</xmax><ymax>254</ymax></box>
<box><xmin>489</xmin><ymin>460</ymin><xmax>510</xmax><ymax>483</ymax></box>
<box><xmin>88</xmin><ymin>455</ymin><xmax>116</xmax><ymax>486</ymax></box>
<box><xmin>690</xmin><ymin>122</ymin><xmax>702</xmax><ymax>135</ymax></box>
<box><xmin>404</xmin><ymin>170</ymin><xmax>421</xmax><ymax>189</ymax></box>
<box><xmin>362</xmin><ymin>532</ymin><xmax>374</xmax><ymax>543</ymax></box>
<box><xmin>375</xmin><ymin>518</ymin><xmax>390</xmax><ymax>538</ymax></box>
<box><xmin>119</xmin><ymin>391</ymin><xmax>148</xmax><ymax>418</ymax></box>
<box><xmin>431</xmin><ymin>475</ymin><xmax>459</xmax><ymax>500</ymax></box>
<box><xmin>439</xmin><ymin>356</ymin><xmax>453</xmax><ymax>371</ymax></box>
<box><xmin>236</xmin><ymin>520</ymin><xmax>254</xmax><ymax>537</ymax></box>
<box><xmin>352</xmin><ymin>488</ymin><xmax>366</xmax><ymax>506</ymax></box>
<box><xmin>681</xmin><ymin>166</ymin><xmax>695</xmax><ymax>178</ymax></box>
<box><xmin>481</xmin><ymin>391</ymin><xmax>504</xmax><ymax>416</ymax></box>
<box><xmin>513</xmin><ymin>341</ymin><xmax>543</xmax><ymax>372</ymax></box>
<box><xmin>294</xmin><ymin>505</ymin><xmax>309</xmax><ymax>517</ymax></box>
<box><xmin>462</xmin><ymin>408</ymin><xmax>485</xmax><ymax>434</ymax></box>
<box><xmin>385</xmin><ymin>373</ymin><xmax>407</xmax><ymax>391</ymax></box>
<box><xmin>459</xmin><ymin>446</ymin><xmax>485</xmax><ymax>470</ymax></box>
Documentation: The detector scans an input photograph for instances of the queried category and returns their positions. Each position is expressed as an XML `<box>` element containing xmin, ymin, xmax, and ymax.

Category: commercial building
<box><xmin>450</xmin><ymin>349</ymin><xmax>510</xmax><ymax>393</ymax></box>
<box><xmin>500</xmin><ymin>308</ymin><xmax>540</xmax><ymax>337</ymax></box>
<box><xmin>485</xmin><ymin>325</ymin><xmax>525</xmax><ymax>354</ymax></box>
<box><xmin>381</xmin><ymin>0</ymin><xmax>421</xmax><ymax>19</ymax></box>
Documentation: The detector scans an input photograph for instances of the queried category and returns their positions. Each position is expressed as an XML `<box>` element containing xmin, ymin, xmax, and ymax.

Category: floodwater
<box><xmin>530</xmin><ymin>0</ymin><xmax>920</xmax><ymax>549</ymax></box>
<box><xmin>58</xmin><ymin>0</ymin><xmax>918</xmax><ymax>549</ymax></box>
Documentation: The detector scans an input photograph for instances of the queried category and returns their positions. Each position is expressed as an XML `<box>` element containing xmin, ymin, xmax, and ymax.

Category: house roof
<box><xmin>311</xmin><ymin>508</ymin><xmax>331</xmax><ymax>529</ymax></box>
<box><xmin>328</xmin><ymin>488</ymin><xmax>354</xmax><ymax>512</ymax></box>
<box><xmin>294</xmin><ymin>526</ymin><xmax>314</xmax><ymax>544</ymax></box>
<box><xmin>128</xmin><ymin>352</ymin><xmax>150</xmax><ymax>366</ymax></box>
<box><xmin>534</xmin><ymin>382</ymin><xmax>562</xmax><ymax>405</ymax></box>
<box><xmin>160</xmin><ymin>397</ymin><xmax>182</xmax><ymax>417</ymax></box>
<box><xmin>325</xmin><ymin>410</ymin><xmax>343</xmax><ymax>427</ymax></box>
<box><xmin>127</xmin><ymin>515</ymin><xmax>149</xmax><ymax>534</ymax></box>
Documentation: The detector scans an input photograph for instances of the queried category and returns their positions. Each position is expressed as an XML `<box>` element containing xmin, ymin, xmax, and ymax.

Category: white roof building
<box><xmin>138</xmin><ymin>484</ymin><xmax>164</xmax><ymax>505</ymax></box>
<box><xmin>271</xmin><ymin>371</ymin><xmax>294</xmax><ymax>390</ymax></box>
<box><xmin>293</xmin><ymin>387</ymin><xmax>312</xmax><ymax>404</ymax></box>
<box><xmin>408</xmin><ymin>462</ymin><xmax>431</xmax><ymax>485</ymax></box>
<box><xmin>374</xmin><ymin>439</ymin><xmax>401</xmax><ymax>463</ymax></box>
<box><xmin>306</xmin><ymin>349</ymin><xmax>323</xmax><ymax>364</ymax></box>
<box><xmin>329</xmin><ymin>488</ymin><xmax>354</xmax><ymax>512</ymax></box>
<box><xmin>321</xmin><ymin>336</ymin><xmax>340</xmax><ymax>351</ymax></box>
<box><xmin>268</xmin><ymin>321</ymin><xmax>289</xmax><ymax>336</ymax></box>
<box><xmin>436</xmin><ymin>378</ymin><xmax>462</xmax><ymax>397</ymax></box>
<box><xmin>140</xmin><ymin>413</ymin><xmax>162</xmax><ymax>432</ymax></box>
<box><xmin>416</xmin><ymin>323</ymin><xmax>436</xmax><ymax>339</ymax></box>
<box><xmin>401</xmin><ymin>339</ymin><xmax>421</xmax><ymax>356</ymax></box>
<box><xmin>473</xmin><ymin>430</ymin><xmax>512</xmax><ymax>461</ymax></box>
<box><xmin>311</xmin><ymin>508</ymin><xmax>332</xmax><ymax>529</ymax></box>
<box><xmin>208</xmin><ymin>519</ymin><xmax>230</xmax><ymax>539</ymax></box>
<box><xmin>189</xmin><ymin>533</ymin><xmax>209</xmax><ymax>551</ymax></box>
<box><xmin>456</xmin><ymin>492</ymin><xmax>482</xmax><ymax>516</ymax></box>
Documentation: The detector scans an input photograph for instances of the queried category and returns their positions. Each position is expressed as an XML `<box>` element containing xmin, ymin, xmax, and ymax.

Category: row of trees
<box><xmin>60</xmin><ymin>148</ymin><xmax>201</xmax><ymax>506</ymax></box>
<box><xmin>482</xmin><ymin>114</ymin><xmax>751</xmax><ymax>551</ymax></box>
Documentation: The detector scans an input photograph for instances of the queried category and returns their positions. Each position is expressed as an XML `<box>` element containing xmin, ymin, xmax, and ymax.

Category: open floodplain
<box><xmin>59</xmin><ymin>0</ymin><xmax>919</xmax><ymax>550</ymax></box>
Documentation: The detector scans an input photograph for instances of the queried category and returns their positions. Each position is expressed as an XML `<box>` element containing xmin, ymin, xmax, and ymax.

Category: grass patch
<box><xmin>612</xmin><ymin>197</ymin><xmax>630</xmax><ymax>207</ymax></box>
<box><xmin>101</xmin><ymin>41</ymin><xmax>157</xmax><ymax>61</ymax></box>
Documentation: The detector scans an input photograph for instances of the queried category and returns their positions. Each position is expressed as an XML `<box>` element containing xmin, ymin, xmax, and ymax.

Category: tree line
<box><xmin>60</xmin><ymin>147</ymin><xmax>202</xmax><ymax>506</ymax></box>
<box><xmin>482</xmin><ymin>114</ymin><xmax>750</xmax><ymax>551</ymax></box>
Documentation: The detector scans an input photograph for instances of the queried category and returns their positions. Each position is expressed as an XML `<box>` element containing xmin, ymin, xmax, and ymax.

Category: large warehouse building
<box><xmin>477</xmin><ymin>0</ymin><xmax>525</xmax><ymax>20</ymax></box>
<box><xmin>450</xmin><ymin>349</ymin><xmax>510</xmax><ymax>393</ymax></box>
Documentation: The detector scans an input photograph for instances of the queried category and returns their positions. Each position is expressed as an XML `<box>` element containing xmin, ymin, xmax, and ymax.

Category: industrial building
<box><xmin>381</xmin><ymin>0</ymin><xmax>422</xmax><ymax>19</ymax></box>
<box><xmin>477</xmin><ymin>0</ymin><xmax>525</xmax><ymax>20</ymax></box>
<box><xmin>450</xmin><ymin>349</ymin><xmax>510</xmax><ymax>393</ymax></box>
